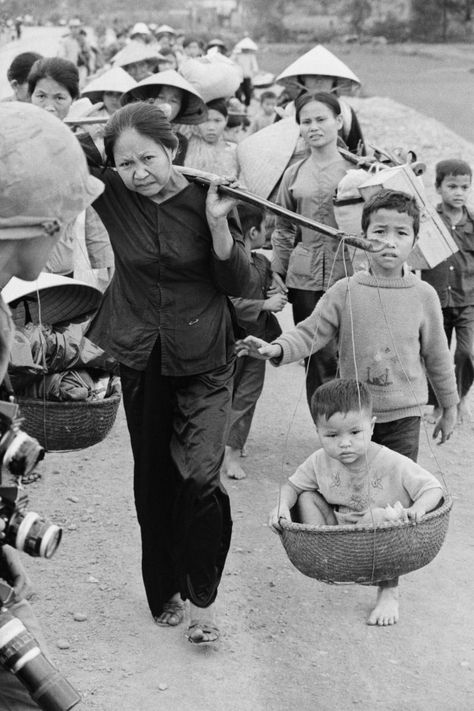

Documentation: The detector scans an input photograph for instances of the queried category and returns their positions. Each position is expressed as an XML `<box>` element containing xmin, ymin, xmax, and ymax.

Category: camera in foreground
<box><xmin>0</xmin><ymin>400</ymin><xmax>61</xmax><ymax>558</ymax></box>
<box><xmin>0</xmin><ymin>400</ymin><xmax>80</xmax><ymax>709</ymax></box>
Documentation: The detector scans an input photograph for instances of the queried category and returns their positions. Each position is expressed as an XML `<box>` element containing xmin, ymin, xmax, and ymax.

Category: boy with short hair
<box><xmin>269</xmin><ymin>379</ymin><xmax>444</xmax><ymax>626</ymax></box>
<box><xmin>421</xmin><ymin>159</ymin><xmax>474</xmax><ymax>422</ymax></box>
<box><xmin>236</xmin><ymin>189</ymin><xmax>458</xmax><ymax>458</ymax></box>
<box><xmin>248</xmin><ymin>90</ymin><xmax>277</xmax><ymax>134</ymax></box>
<box><xmin>222</xmin><ymin>204</ymin><xmax>287</xmax><ymax>479</ymax></box>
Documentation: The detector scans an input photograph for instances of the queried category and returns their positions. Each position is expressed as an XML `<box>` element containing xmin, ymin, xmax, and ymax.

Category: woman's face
<box><xmin>301</xmin><ymin>75</ymin><xmax>334</xmax><ymax>92</ymax></box>
<box><xmin>31</xmin><ymin>77</ymin><xmax>73</xmax><ymax>121</ymax></box>
<box><xmin>298</xmin><ymin>100</ymin><xmax>342</xmax><ymax>151</ymax></box>
<box><xmin>114</xmin><ymin>128</ymin><xmax>174</xmax><ymax>199</ymax></box>
<box><xmin>197</xmin><ymin>108</ymin><xmax>227</xmax><ymax>144</ymax></box>
<box><xmin>103</xmin><ymin>91</ymin><xmax>123</xmax><ymax>115</ymax></box>
<box><xmin>124</xmin><ymin>60</ymin><xmax>150</xmax><ymax>82</ymax></box>
<box><xmin>149</xmin><ymin>86</ymin><xmax>183</xmax><ymax>122</ymax></box>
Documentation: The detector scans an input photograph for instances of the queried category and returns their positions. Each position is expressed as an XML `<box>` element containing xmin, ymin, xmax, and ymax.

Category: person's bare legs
<box><xmin>296</xmin><ymin>491</ymin><xmax>338</xmax><ymax>525</ymax></box>
<box><xmin>367</xmin><ymin>579</ymin><xmax>399</xmax><ymax>626</ymax></box>
<box><xmin>222</xmin><ymin>445</ymin><xmax>247</xmax><ymax>480</ymax></box>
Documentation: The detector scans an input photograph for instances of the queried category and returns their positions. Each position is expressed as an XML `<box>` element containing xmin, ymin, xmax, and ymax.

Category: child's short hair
<box><xmin>311</xmin><ymin>379</ymin><xmax>372</xmax><ymax>423</ymax></box>
<box><xmin>237</xmin><ymin>203</ymin><xmax>265</xmax><ymax>237</ymax></box>
<box><xmin>435</xmin><ymin>159</ymin><xmax>472</xmax><ymax>188</ymax></box>
<box><xmin>361</xmin><ymin>189</ymin><xmax>420</xmax><ymax>237</ymax></box>
<box><xmin>260</xmin><ymin>90</ymin><xmax>276</xmax><ymax>103</ymax></box>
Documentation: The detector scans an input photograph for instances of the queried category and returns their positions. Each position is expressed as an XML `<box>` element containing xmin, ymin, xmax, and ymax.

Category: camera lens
<box><xmin>7</xmin><ymin>511</ymin><xmax>62</xmax><ymax>559</ymax></box>
<box><xmin>0</xmin><ymin>607</ymin><xmax>81</xmax><ymax>711</ymax></box>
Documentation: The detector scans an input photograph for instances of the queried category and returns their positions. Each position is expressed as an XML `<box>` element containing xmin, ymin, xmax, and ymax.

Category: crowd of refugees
<box><xmin>0</xmin><ymin>15</ymin><xmax>473</xmax><ymax>709</ymax></box>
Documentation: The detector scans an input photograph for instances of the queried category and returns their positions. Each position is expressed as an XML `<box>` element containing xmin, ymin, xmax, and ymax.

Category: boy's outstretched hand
<box><xmin>235</xmin><ymin>336</ymin><xmax>282</xmax><ymax>360</ymax></box>
<box><xmin>268</xmin><ymin>504</ymin><xmax>291</xmax><ymax>533</ymax></box>
<box><xmin>432</xmin><ymin>405</ymin><xmax>457</xmax><ymax>444</ymax></box>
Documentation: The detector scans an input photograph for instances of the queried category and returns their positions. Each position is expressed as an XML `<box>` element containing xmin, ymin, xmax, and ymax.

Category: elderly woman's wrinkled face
<box><xmin>31</xmin><ymin>77</ymin><xmax>73</xmax><ymax>121</ymax></box>
<box><xmin>114</xmin><ymin>128</ymin><xmax>174</xmax><ymax>199</ymax></box>
<box><xmin>149</xmin><ymin>86</ymin><xmax>183</xmax><ymax>122</ymax></box>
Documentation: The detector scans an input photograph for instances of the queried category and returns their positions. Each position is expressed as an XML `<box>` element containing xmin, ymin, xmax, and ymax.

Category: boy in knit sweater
<box><xmin>269</xmin><ymin>379</ymin><xmax>444</xmax><ymax>626</ymax></box>
<box><xmin>236</xmin><ymin>190</ymin><xmax>458</xmax><ymax>460</ymax></box>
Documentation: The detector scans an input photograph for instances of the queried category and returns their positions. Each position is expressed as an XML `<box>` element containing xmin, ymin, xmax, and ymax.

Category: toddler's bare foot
<box><xmin>222</xmin><ymin>446</ymin><xmax>247</xmax><ymax>480</ymax></box>
<box><xmin>424</xmin><ymin>406</ymin><xmax>442</xmax><ymax>425</ymax></box>
<box><xmin>240</xmin><ymin>445</ymin><xmax>248</xmax><ymax>457</ymax></box>
<box><xmin>367</xmin><ymin>585</ymin><xmax>399</xmax><ymax>626</ymax></box>
<box><xmin>457</xmin><ymin>396</ymin><xmax>472</xmax><ymax>424</ymax></box>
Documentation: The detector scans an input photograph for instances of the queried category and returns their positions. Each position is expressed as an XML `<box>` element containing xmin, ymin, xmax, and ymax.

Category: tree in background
<box><xmin>349</xmin><ymin>0</ymin><xmax>371</xmax><ymax>34</ymax></box>
<box><xmin>411</xmin><ymin>0</ymin><xmax>472</xmax><ymax>40</ymax></box>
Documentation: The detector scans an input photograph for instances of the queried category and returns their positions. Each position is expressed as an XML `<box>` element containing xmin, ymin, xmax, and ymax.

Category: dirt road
<box><xmin>28</xmin><ymin>346</ymin><xmax>474</xmax><ymax>711</ymax></box>
<box><xmin>0</xmin><ymin>26</ymin><xmax>63</xmax><ymax>98</ymax></box>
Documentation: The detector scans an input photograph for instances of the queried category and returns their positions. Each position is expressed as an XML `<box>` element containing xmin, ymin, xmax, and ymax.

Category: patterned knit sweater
<box><xmin>274</xmin><ymin>271</ymin><xmax>459</xmax><ymax>422</ymax></box>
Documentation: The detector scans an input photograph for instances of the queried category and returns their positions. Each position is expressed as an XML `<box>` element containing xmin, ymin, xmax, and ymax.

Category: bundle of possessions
<box><xmin>3</xmin><ymin>273</ymin><xmax>120</xmax><ymax>402</ymax></box>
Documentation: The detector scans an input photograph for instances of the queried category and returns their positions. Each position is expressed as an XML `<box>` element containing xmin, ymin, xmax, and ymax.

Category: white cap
<box><xmin>130</xmin><ymin>22</ymin><xmax>151</xmax><ymax>36</ymax></box>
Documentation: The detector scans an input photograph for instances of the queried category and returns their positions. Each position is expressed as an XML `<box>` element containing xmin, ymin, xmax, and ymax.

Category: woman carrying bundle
<box><xmin>272</xmin><ymin>92</ymin><xmax>354</xmax><ymax>407</ymax></box>
<box><xmin>80</xmin><ymin>102</ymin><xmax>251</xmax><ymax>645</ymax></box>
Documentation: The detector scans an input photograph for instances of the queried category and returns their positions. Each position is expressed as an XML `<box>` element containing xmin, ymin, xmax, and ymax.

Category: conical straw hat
<box><xmin>234</xmin><ymin>37</ymin><xmax>258</xmax><ymax>52</ymax></box>
<box><xmin>111</xmin><ymin>41</ymin><xmax>161</xmax><ymax>69</ymax></box>
<box><xmin>121</xmin><ymin>70</ymin><xmax>207</xmax><ymax>125</ymax></box>
<box><xmin>237</xmin><ymin>117</ymin><xmax>301</xmax><ymax>199</ymax></box>
<box><xmin>277</xmin><ymin>44</ymin><xmax>361</xmax><ymax>89</ymax></box>
<box><xmin>3</xmin><ymin>273</ymin><xmax>102</xmax><ymax>326</ymax></box>
<box><xmin>81</xmin><ymin>66</ymin><xmax>137</xmax><ymax>103</ymax></box>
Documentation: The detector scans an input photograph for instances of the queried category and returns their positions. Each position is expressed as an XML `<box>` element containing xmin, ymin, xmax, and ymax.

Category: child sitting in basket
<box><xmin>269</xmin><ymin>379</ymin><xmax>444</xmax><ymax>627</ymax></box>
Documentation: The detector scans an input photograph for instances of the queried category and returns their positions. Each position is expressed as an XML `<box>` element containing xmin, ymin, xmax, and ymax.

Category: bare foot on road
<box><xmin>153</xmin><ymin>593</ymin><xmax>185</xmax><ymax>627</ymax></box>
<box><xmin>188</xmin><ymin>602</ymin><xmax>219</xmax><ymax>645</ymax></box>
<box><xmin>367</xmin><ymin>586</ymin><xmax>399</xmax><ymax>626</ymax></box>
<box><xmin>222</xmin><ymin>445</ymin><xmax>247</xmax><ymax>480</ymax></box>
<box><xmin>457</xmin><ymin>396</ymin><xmax>472</xmax><ymax>424</ymax></box>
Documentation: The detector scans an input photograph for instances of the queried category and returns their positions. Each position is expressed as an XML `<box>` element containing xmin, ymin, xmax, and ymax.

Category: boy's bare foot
<box><xmin>457</xmin><ymin>396</ymin><xmax>472</xmax><ymax>424</ymax></box>
<box><xmin>367</xmin><ymin>586</ymin><xmax>399</xmax><ymax>626</ymax></box>
<box><xmin>154</xmin><ymin>593</ymin><xmax>185</xmax><ymax>627</ymax></box>
<box><xmin>424</xmin><ymin>406</ymin><xmax>442</xmax><ymax>425</ymax></box>
<box><xmin>222</xmin><ymin>445</ymin><xmax>247</xmax><ymax>480</ymax></box>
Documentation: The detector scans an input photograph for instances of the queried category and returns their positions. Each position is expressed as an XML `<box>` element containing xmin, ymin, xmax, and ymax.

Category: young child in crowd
<box><xmin>184</xmin><ymin>98</ymin><xmax>239</xmax><ymax>177</ymax></box>
<box><xmin>222</xmin><ymin>204</ymin><xmax>287</xmax><ymax>479</ymax></box>
<box><xmin>269</xmin><ymin>379</ymin><xmax>444</xmax><ymax>626</ymax></box>
<box><xmin>422</xmin><ymin>159</ymin><xmax>474</xmax><ymax>423</ymax></box>
<box><xmin>236</xmin><ymin>189</ymin><xmax>459</xmax><ymax>460</ymax></box>
<box><xmin>248</xmin><ymin>90</ymin><xmax>277</xmax><ymax>134</ymax></box>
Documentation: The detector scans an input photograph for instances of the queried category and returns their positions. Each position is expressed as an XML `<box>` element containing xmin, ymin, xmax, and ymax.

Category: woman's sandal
<box><xmin>186</xmin><ymin>620</ymin><xmax>220</xmax><ymax>645</ymax></box>
<box><xmin>153</xmin><ymin>600</ymin><xmax>186</xmax><ymax>627</ymax></box>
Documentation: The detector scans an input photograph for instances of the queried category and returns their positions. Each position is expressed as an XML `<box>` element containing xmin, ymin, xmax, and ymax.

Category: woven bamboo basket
<box><xmin>17</xmin><ymin>395</ymin><xmax>121</xmax><ymax>452</ymax></box>
<box><xmin>279</xmin><ymin>496</ymin><xmax>452</xmax><ymax>584</ymax></box>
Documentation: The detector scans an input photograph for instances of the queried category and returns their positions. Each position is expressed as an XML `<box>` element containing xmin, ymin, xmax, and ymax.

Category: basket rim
<box><xmin>17</xmin><ymin>393</ymin><xmax>121</xmax><ymax>408</ymax></box>
<box><xmin>279</xmin><ymin>495</ymin><xmax>453</xmax><ymax>535</ymax></box>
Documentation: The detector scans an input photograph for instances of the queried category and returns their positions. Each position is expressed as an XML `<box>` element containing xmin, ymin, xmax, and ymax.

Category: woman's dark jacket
<box><xmin>80</xmin><ymin>136</ymin><xmax>251</xmax><ymax>375</ymax></box>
